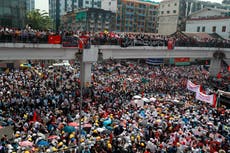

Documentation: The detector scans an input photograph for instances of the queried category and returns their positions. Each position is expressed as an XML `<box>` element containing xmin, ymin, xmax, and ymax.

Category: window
<box><xmin>173</xmin><ymin>10</ymin><xmax>176</xmax><ymax>13</ymax></box>
<box><xmin>109</xmin><ymin>2</ymin><xmax>111</xmax><ymax>5</ymax></box>
<box><xmin>167</xmin><ymin>11</ymin><xmax>170</xmax><ymax>14</ymax></box>
<box><xmin>161</xmin><ymin>11</ymin><xmax>164</xmax><ymax>14</ymax></box>
<box><xmin>222</xmin><ymin>26</ymin><xmax>226</xmax><ymax>32</ymax></box>
<box><xmin>212</xmin><ymin>26</ymin><xmax>216</xmax><ymax>32</ymax></box>
<box><xmin>86</xmin><ymin>1</ymin><xmax>89</xmax><ymax>4</ymax></box>
<box><xmin>197</xmin><ymin>27</ymin><xmax>200</xmax><ymax>32</ymax></box>
<box><xmin>202</xmin><ymin>26</ymin><xmax>205</xmax><ymax>32</ymax></box>
<box><xmin>174</xmin><ymin>3</ymin><xmax>177</xmax><ymax>6</ymax></box>
<box><xmin>168</xmin><ymin>4</ymin><xmax>170</xmax><ymax>7</ymax></box>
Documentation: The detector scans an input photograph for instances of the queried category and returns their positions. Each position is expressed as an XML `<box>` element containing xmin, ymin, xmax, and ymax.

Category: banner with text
<box><xmin>196</xmin><ymin>91</ymin><xmax>216</xmax><ymax>107</ymax></box>
<box><xmin>187</xmin><ymin>80</ymin><xmax>200</xmax><ymax>93</ymax></box>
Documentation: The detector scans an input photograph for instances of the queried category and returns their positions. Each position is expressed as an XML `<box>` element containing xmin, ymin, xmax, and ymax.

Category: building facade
<box><xmin>158</xmin><ymin>0</ymin><xmax>180</xmax><ymax>35</ymax></box>
<box><xmin>186</xmin><ymin>8</ymin><xmax>230</xmax><ymax>40</ymax></box>
<box><xmin>26</xmin><ymin>0</ymin><xmax>35</xmax><ymax>12</ymax></box>
<box><xmin>101</xmin><ymin>0</ymin><xmax>117</xmax><ymax>13</ymax></box>
<box><xmin>61</xmin><ymin>8</ymin><xmax>115</xmax><ymax>32</ymax></box>
<box><xmin>116</xmin><ymin>0</ymin><xmax>159</xmax><ymax>33</ymax></box>
<box><xmin>0</xmin><ymin>0</ymin><xmax>27</xmax><ymax>28</ymax></box>
<box><xmin>158</xmin><ymin>0</ymin><xmax>230</xmax><ymax>36</ymax></box>
<box><xmin>49</xmin><ymin>0</ymin><xmax>101</xmax><ymax>31</ymax></box>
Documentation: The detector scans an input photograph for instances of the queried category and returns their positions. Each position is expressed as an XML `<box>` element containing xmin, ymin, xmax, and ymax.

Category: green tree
<box><xmin>26</xmin><ymin>9</ymin><xmax>53</xmax><ymax>30</ymax></box>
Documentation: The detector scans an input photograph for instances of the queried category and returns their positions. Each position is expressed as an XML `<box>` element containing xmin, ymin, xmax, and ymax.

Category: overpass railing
<box><xmin>1</xmin><ymin>32</ymin><xmax>230</xmax><ymax>48</ymax></box>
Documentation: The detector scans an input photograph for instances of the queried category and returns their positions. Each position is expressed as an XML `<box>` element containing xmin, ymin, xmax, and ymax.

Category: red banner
<box><xmin>175</xmin><ymin>58</ymin><xmax>190</xmax><ymax>63</ymax></box>
<box><xmin>48</xmin><ymin>35</ymin><xmax>61</xmax><ymax>44</ymax></box>
<box><xmin>167</xmin><ymin>40</ymin><xmax>174</xmax><ymax>50</ymax></box>
<box><xmin>79</xmin><ymin>35</ymin><xmax>90</xmax><ymax>48</ymax></box>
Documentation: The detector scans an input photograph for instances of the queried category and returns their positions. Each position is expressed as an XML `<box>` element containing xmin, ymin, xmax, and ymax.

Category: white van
<box><xmin>50</xmin><ymin>60</ymin><xmax>74</xmax><ymax>71</ymax></box>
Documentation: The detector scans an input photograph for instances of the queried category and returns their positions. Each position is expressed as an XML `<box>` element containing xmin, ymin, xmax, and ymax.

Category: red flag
<box><xmin>32</xmin><ymin>111</ymin><xmax>37</xmax><ymax>122</ymax></box>
<box><xmin>78</xmin><ymin>40</ymin><xmax>84</xmax><ymax>50</ymax></box>
<box><xmin>48</xmin><ymin>35</ymin><xmax>61</xmax><ymax>44</ymax></box>
<box><xmin>200</xmin><ymin>85</ymin><xmax>205</xmax><ymax>94</ymax></box>
<box><xmin>109</xmin><ymin>133</ymin><xmax>113</xmax><ymax>143</ymax></box>
<box><xmin>167</xmin><ymin>40</ymin><xmax>174</xmax><ymax>50</ymax></box>
<box><xmin>141</xmin><ymin>91</ymin><xmax>144</xmax><ymax>97</ymax></box>
<box><xmin>217</xmin><ymin>72</ymin><xmax>222</xmax><ymax>79</ymax></box>
<box><xmin>228</xmin><ymin>66</ymin><xmax>230</xmax><ymax>72</ymax></box>
<box><xmin>212</xmin><ymin>94</ymin><xmax>217</xmax><ymax>108</ymax></box>
<box><xmin>79</xmin><ymin>35</ymin><xmax>90</xmax><ymax>48</ymax></box>
<box><xmin>109</xmin><ymin>32</ymin><xmax>115</xmax><ymax>38</ymax></box>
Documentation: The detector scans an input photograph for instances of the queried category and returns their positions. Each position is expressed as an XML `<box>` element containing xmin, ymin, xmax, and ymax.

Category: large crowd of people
<box><xmin>1</xmin><ymin>27</ymin><xmax>230</xmax><ymax>48</ymax></box>
<box><xmin>0</xmin><ymin>59</ymin><xmax>229</xmax><ymax>153</ymax></box>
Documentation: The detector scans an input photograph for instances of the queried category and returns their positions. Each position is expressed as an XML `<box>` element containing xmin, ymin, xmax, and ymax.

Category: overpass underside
<box><xmin>0</xmin><ymin>44</ymin><xmax>227</xmax><ymax>60</ymax></box>
<box><xmin>0</xmin><ymin>43</ymin><xmax>229</xmax><ymax>83</ymax></box>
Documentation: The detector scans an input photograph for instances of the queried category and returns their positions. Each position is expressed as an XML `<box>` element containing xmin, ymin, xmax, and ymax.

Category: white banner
<box><xmin>187</xmin><ymin>80</ymin><xmax>200</xmax><ymax>93</ymax></box>
<box><xmin>196</xmin><ymin>92</ymin><xmax>214</xmax><ymax>105</ymax></box>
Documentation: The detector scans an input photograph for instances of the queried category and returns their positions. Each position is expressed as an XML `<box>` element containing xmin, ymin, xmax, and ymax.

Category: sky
<box><xmin>35</xmin><ymin>0</ymin><xmax>222</xmax><ymax>13</ymax></box>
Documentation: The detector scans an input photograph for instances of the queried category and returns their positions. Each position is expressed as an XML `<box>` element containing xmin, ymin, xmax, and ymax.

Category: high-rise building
<box><xmin>101</xmin><ymin>0</ymin><xmax>117</xmax><ymax>13</ymax></box>
<box><xmin>0</xmin><ymin>0</ymin><xmax>27</xmax><ymax>28</ymax></box>
<box><xmin>116</xmin><ymin>0</ymin><xmax>159</xmax><ymax>33</ymax></box>
<box><xmin>158</xmin><ymin>0</ymin><xmax>180</xmax><ymax>35</ymax></box>
<box><xmin>26</xmin><ymin>0</ymin><xmax>35</xmax><ymax>12</ymax></box>
<box><xmin>49</xmin><ymin>0</ymin><xmax>101</xmax><ymax>31</ymax></box>
<box><xmin>158</xmin><ymin>0</ymin><xmax>230</xmax><ymax>35</ymax></box>
<box><xmin>61</xmin><ymin>8</ymin><xmax>115</xmax><ymax>32</ymax></box>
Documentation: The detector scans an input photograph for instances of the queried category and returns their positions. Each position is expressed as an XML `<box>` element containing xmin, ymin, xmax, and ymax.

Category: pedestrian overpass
<box><xmin>0</xmin><ymin>43</ymin><xmax>229</xmax><ymax>86</ymax></box>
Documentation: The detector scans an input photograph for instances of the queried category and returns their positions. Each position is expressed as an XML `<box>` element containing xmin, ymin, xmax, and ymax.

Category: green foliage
<box><xmin>26</xmin><ymin>9</ymin><xmax>53</xmax><ymax>30</ymax></box>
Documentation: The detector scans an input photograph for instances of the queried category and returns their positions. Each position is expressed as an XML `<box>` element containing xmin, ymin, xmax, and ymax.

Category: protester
<box><xmin>1</xmin><ymin>26</ymin><xmax>230</xmax><ymax>48</ymax></box>
<box><xmin>0</xmin><ymin>59</ymin><xmax>229</xmax><ymax>153</ymax></box>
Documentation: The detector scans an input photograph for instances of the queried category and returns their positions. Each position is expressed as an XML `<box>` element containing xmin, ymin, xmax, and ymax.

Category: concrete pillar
<box><xmin>79</xmin><ymin>46</ymin><xmax>99</xmax><ymax>87</ymax></box>
<box><xmin>80</xmin><ymin>61</ymin><xmax>92</xmax><ymax>88</ymax></box>
<box><xmin>209</xmin><ymin>57</ymin><xmax>221</xmax><ymax>77</ymax></box>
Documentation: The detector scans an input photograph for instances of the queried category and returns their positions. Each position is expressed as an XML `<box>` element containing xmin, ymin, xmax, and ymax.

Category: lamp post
<box><xmin>74</xmin><ymin>35</ymin><xmax>84</xmax><ymax>153</ymax></box>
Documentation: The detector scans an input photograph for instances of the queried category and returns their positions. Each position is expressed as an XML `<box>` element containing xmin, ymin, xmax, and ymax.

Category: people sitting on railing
<box><xmin>0</xmin><ymin>27</ymin><xmax>53</xmax><ymax>43</ymax></box>
<box><xmin>0</xmin><ymin>26</ymin><xmax>230</xmax><ymax>48</ymax></box>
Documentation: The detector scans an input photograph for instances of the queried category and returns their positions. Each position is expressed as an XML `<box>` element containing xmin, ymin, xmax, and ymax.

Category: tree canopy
<box><xmin>26</xmin><ymin>9</ymin><xmax>53</xmax><ymax>30</ymax></box>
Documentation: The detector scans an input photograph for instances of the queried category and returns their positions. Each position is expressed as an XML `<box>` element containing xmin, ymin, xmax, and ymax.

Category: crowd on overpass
<box><xmin>0</xmin><ymin>60</ymin><xmax>229</xmax><ymax>153</ymax></box>
<box><xmin>1</xmin><ymin>27</ymin><xmax>230</xmax><ymax>48</ymax></box>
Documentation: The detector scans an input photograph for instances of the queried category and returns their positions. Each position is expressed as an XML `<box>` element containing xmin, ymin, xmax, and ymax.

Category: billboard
<box><xmin>146</xmin><ymin>58</ymin><xmax>164</xmax><ymax>65</ymax></box>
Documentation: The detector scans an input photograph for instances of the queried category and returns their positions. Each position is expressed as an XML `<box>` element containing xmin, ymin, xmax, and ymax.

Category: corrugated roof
<box><xmin>183</xmin><ymin>32</ymin><xmax>213</xmax><ymax>40</ymax></box>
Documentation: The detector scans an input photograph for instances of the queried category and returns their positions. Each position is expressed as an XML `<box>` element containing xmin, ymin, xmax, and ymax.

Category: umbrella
<box><xmin>173</xmin><ymin>99</ymin><xmax>180</xmax><ymax>103</ymax></box>
<box><xmin>150</xmin><ymin>97</ymin><xmax>156</xmax><ymax>102</ymax></box>
<box><xmin>68</xmin><ymin>122</ymin><xmax>78</xmax><ymax>127</ymax></box>
<box><xmin>19</xmin><ymin>140</ymin><xmax>33</xmax><ymax>147</ymax></box>
<box><xmin>37</xmin><ymin>132</ymin><xmax>46</xmax><ymax>139</ymax></box>
<box><xmin>96</xmin><ymin>127</ymin><xmax>105</xmax><ymax>133</ymax></box>
<box><xmin>83</xmin><ymin>123</ymin><xmax>92</xmax><ymax>133</ymax></box>
<box><xmin>207</xmin><ymin>122</ymin><xmax>214</xmax><ymax>126</ymax></box>
<box><xmin>103</xmin><ymin>118</ymin><xmax>112</xmax><ymax>127</ymax></box>
<box><xmin>83</xmin><ymin>123</ymin><xmax>92</xmax><ymax>128</ymax></box>
<box><xmin>63</xmin><ymin>126</ymin><xmax>76</xmax><ymax>133</ymax></box>
<box><xmin>48</xmin><ymin>135</ymin><xmax>59</xmax><ymax>140</ymax></box>
<box><xmin>133</xmin><ymin>95</ymin><xmax>141</xmax><ymax>99</ymax></box>
<box><xmin>142</xmin><ymin>97</ymin><xmax>150</xmax><ymax>102</ymax></box>
<box><xmin>37</xmin><ymin>140</ymin><xmax>49</xmax><ymax>147</ymax></box>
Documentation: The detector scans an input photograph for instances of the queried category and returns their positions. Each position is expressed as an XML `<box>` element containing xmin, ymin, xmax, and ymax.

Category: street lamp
<box><xmin>74</xmin><ymin>35</ymin><xmax>84</xmax><ymax>153</ymax></box>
